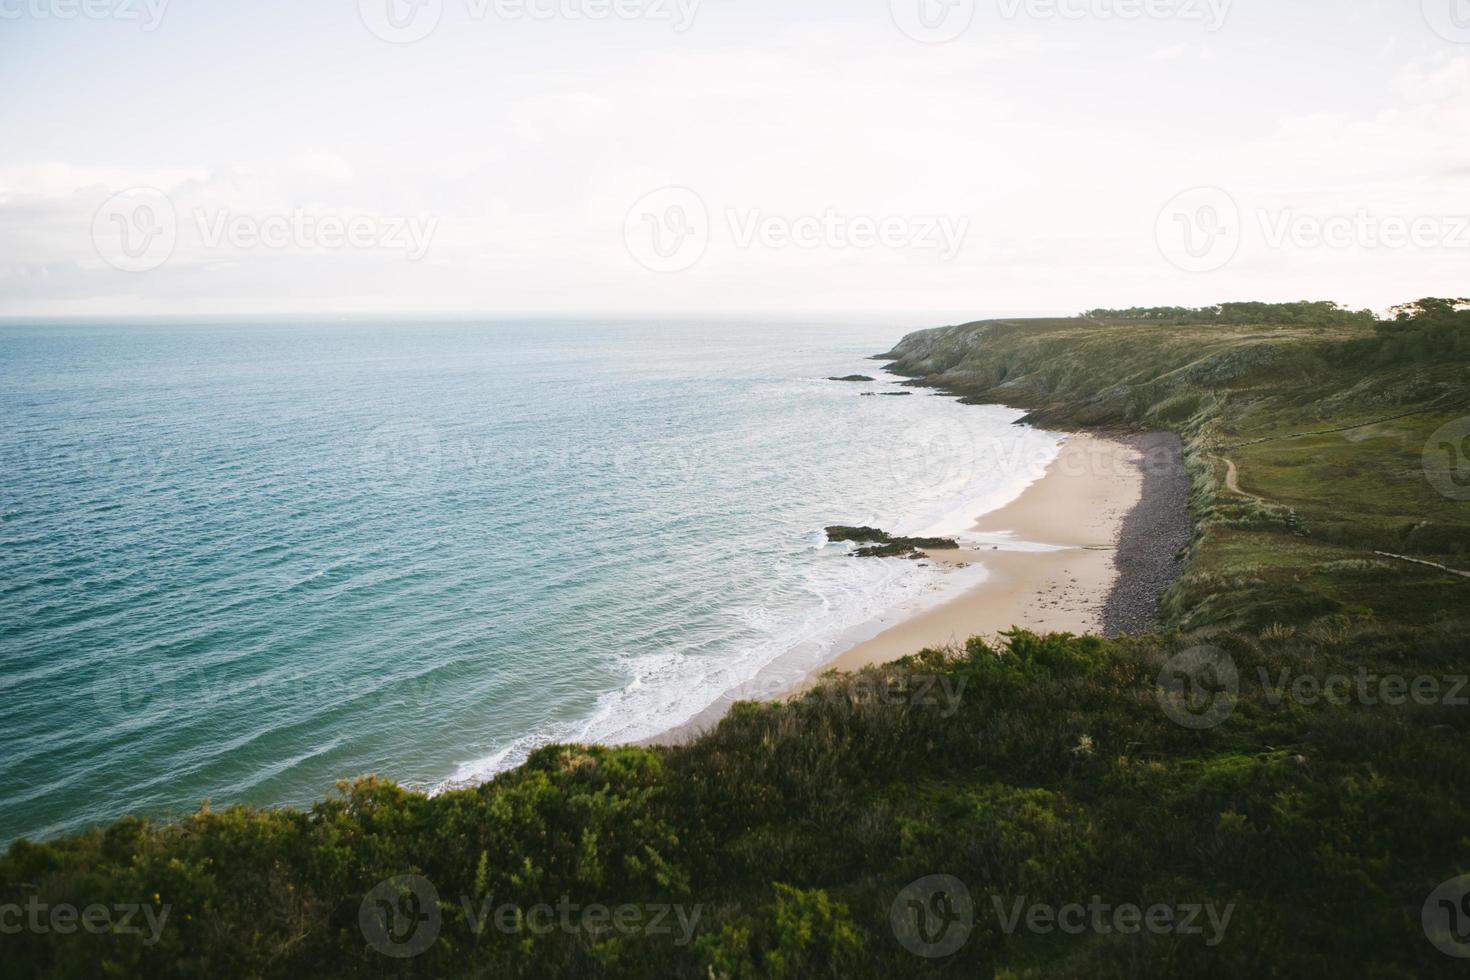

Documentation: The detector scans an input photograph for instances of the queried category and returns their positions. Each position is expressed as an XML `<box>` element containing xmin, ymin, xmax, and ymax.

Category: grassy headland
<box><xmin>4</xmin><ymin>301</ymin><xmax>1468</xmax><ymax>978</ymax></box>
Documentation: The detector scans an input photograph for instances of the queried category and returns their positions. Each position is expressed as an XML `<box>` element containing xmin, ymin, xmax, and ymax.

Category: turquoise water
<box><xmin>0</xmin><ymin>319</ymin><xmax>1060</xmax><ymax>843</ymax></box>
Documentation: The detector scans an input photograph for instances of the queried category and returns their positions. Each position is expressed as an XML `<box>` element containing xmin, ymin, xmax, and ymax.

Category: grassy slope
<box><xmin>4</xmin><ymin>311</ymin><xmax>1469</xmax><ymax>979</ymax></box>
<box><xmin>879</xmin><ymin>314</ymin><xmax>1470</xmax><ymax>634</ymax></box>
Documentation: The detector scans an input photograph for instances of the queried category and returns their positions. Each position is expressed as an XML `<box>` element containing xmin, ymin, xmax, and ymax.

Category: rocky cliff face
<box><xmin>870</xmin><ymin>316</ymin><xmax>1360</xmax><ymax>433</ymax></box>
<box><xmin>877</xmin><ymin>321</ymin><xmax>997</xmax><ymax>378</ymax></box>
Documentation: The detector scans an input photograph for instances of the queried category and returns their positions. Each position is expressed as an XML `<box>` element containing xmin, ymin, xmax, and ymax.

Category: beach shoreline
<box><xmin>788</xmin><ymin>431</ymin><xmax>1151</xmax><ymax>684</ymax></box>
<box><xmin>646</xmin><ymin>429</ymin><xmax>1186</xmax><ymax>746</ymax></box>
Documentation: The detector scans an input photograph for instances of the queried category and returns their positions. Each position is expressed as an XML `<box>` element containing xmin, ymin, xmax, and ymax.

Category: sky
<box><xmin>1</xmin><ymin>0</ymin><xmax>1468</xmax><ymax>319</ymax></box>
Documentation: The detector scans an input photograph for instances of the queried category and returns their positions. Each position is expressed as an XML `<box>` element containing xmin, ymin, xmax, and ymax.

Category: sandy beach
<box><xmin>647</xmin><ymin>430</ymin><xmax>1184</xmax><ymax>747</ymax></box>
<box><xmin>793</xmin><ymin>432</ymin><xmax>1146</xmax><ymax>684</ymax></box>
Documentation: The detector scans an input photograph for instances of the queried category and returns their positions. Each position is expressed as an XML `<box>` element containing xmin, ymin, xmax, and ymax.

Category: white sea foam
<box><xmin>435</xmin><ymin>405</ymin><xmax>1065</xmax><ymax>794</ymax></box>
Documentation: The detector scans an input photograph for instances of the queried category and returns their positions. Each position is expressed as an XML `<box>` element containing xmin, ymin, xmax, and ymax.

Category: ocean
<box><xmin>0</xmin><ymin>318</ymin><xmax>1061</xmax><ymax>843</ymax></box>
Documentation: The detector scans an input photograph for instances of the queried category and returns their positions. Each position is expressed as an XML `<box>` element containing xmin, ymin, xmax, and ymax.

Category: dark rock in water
<box><xmin>825</xmin><ymin>526</ymin><xmax>890</xmax><ymax>543</ymax></box>
<box><xmin>825</xmin><ymin>525</ymin><xmax>958</xmax><ymax>559</ymax></box>
<box><xmin>851</xmin><ymin>541</ymin><xmax>915</xmax><ymax>558</ymax></box>
<box><xmin>828</xmin><ymin>375</ymin><xmax>876</xmax><ymax>382</ymax></box>
<box><xmin>904</xmin><ymin>536</ymin><xmax>961</xmax><ymax>550</ymax></box>
<box><xmin>860</xmin><ymin>392</ymin><xmax>913</xmax><ymax>397</ymax></box>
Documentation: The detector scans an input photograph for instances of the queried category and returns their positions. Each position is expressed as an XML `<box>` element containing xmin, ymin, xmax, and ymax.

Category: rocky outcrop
<box><xmin>825</xmin><ymin>526</ymin><xmax>959</xmax><ymax>560</ymax></box>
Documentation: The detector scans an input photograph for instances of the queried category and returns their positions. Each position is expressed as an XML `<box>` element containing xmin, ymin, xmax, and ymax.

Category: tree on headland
<box><xmin>1082</xmin><ymin>301</ymin><xmax>1374</xmax><ymax>327</ymax></box>
<box><xmin>1375</xmin><ymin>296</ymin><xmax>1470</xmax><ymax>362</ymax></box>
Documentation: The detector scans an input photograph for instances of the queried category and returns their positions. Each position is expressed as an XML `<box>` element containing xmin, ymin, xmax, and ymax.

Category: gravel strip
<box><xmin>1102</xmin><ymin>432</ymin><xmax>1191</xmax><ymax>636</ymax></box>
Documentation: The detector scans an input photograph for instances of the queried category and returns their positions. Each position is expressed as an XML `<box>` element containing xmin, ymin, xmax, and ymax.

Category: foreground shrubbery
<box><xmin>4</xmin><ymin>625</ymin><xmax>1469</xmax><ymax>977</ymax></box>
<box><xmin>5</xmin><ymin>302</ymin><xmax>1469</xmax><ymax>977</ymax></box>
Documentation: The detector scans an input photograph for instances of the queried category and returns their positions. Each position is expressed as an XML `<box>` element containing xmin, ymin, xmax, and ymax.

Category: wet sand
<box><xmin>793</xmin><ymin>432</ymin><xmax>1144</xmax><ymax>683</ymax></box>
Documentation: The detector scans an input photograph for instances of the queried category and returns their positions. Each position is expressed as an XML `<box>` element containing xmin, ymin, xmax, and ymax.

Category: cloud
<box><xmin>1</xmin><ymin>20</ymin><xmax>1467</xmax><ymax>316</ymax></box>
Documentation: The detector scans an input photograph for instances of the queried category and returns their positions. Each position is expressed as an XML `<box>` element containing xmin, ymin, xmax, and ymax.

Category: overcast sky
<box><xmin>2</xmin><ymin>0</ymin><xmax>1468</xmax><ymax>319</ymax></box>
